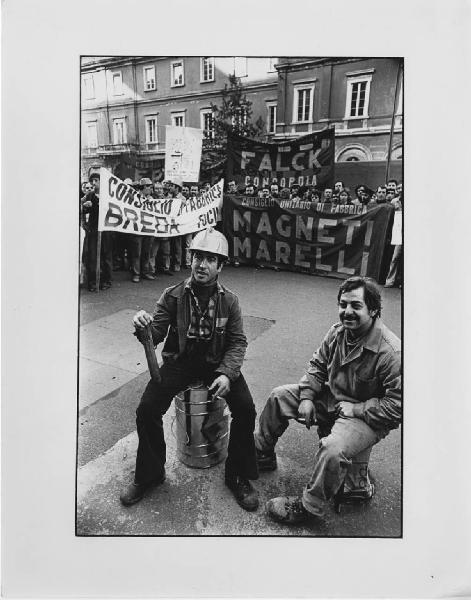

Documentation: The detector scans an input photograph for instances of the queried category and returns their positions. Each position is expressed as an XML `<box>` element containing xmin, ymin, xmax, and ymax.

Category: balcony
<box><xmin>96</xmin><ymin>143</ymin><xmax>140</xmax><ymax>155</ymax></box>
<box><xmin>138</xmin><ymin>142</ymin><xmax>165</xmax><ymax>154</ymax></box>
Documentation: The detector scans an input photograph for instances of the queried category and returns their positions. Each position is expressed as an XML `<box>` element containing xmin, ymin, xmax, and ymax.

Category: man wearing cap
<box><xmin>120</xmin><ymin>228</ymin><xmax>259</xmax><ymax>511</ymax></box>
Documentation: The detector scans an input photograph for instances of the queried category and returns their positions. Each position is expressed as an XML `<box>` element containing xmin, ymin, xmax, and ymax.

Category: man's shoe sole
<box><xmin>256</xmin><ymin>452</ymin><xmax>278</xmax><ymax>472</ymax></box>
<box><xmin>257</xmin><ymin>460</ymin><xmax>277</xmax><ymax>472</ymax></box>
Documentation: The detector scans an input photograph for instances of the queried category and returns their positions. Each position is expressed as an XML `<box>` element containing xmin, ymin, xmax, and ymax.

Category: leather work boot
<box><xmin>256</xmin><ymin>448</ymin><xmax>277</xmax><ymax>472</ymax></box>
<box><xmin>120</xmin><ymin>473</ymin><xmax>165</xmax><ymax>506</ymax></box>
<box><xmin>266</xmin><ymin>496</ymin><xmax>315</xmax><ymax>525</ymax></box>
<box><xmin>225</xmin><ymin>475</ymin><xmax>259</xmax><ymax>511</ymax></box>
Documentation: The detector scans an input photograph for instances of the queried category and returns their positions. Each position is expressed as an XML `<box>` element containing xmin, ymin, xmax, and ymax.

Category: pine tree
<box><xmin>200</xmin><ymin>74</ymin><xmax>264</xmax><ymax>181</ymax></box>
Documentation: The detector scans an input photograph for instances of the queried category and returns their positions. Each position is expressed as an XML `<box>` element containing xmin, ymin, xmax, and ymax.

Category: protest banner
<box><xmin>98</xmin><ymin>168</ymin><xmax>223</xmax><ymax>238</ymax></box>
<box><xmin>222</xmin><ymin>195</ymin><xmax>395</xmax><ymax>280</ymax></box>
<box><xmin>226</xmin><ymin>128</ymin><xmax>335</xmax><ymax>190</ymax></box>
<box><xmin>164</xmin><ymin>125</ymin><xmax>203</xmax><ymax>183</ymax></box>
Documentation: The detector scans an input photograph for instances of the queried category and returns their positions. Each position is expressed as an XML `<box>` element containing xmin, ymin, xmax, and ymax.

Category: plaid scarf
<box><xmin>186</xmin><ymin>285</ymin><xmax>217</xmax><ymax>340</ymax></box>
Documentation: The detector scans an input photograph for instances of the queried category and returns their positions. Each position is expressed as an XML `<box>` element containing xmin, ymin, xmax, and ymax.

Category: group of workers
<box><xmin>119</xmin><ymin>226</ymin><xmax>402</xmax><ymax>526</ymax></box>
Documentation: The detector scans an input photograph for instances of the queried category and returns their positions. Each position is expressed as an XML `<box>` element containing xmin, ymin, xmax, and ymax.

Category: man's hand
<box><xmin>83</xmin><ymin>200</ymin><xmax>92</xmax><ymax>208</ymax></box>
<box><xmin>133</xmin><ymin>310</ymin><xmax>153</xmax><ymax>329</ymax></box>
<box><xmin>297</xmin><ymin>399</ymin><xmax>316</xmax><ymax>429</ymax></box>
<box><xmin>208</xmin><ymin>374</ymin><xmax>231</xmax><ymax>398</ymax></box>
<box><xmin>335</xmin><ymin>401</ymin><xmax>356</xmax><ymax>418</ymax></box>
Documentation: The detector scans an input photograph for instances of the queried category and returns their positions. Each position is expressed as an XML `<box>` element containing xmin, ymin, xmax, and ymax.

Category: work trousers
<box><xmin>385</xmin><ymin>244</ymin><xmax>403</xmax><ymax>287</ymax></box>
<box><xmin>86</xmin><ymin>230</ymin><xmax>113</xmax><ymax>286</ymax></box>
<box><xmin>149</xmin><ymin>237</ymin><xmax>170</xmax><ymax>272</ymax></box>
<box><xmin>135</xmin><ymin>359</ymin><xmax>258</xmax><ymax>485</ymax></box>
<box><xmin>255</xmin><ymin>384</ymin><xmax>381</xmax><ymax>517</ymax></box>
<box><xmin>183</xmin><ymin>233</ymin><xmax>193</xmax><ymax>267</ymax></box>
<box><xmin>130</xmin><ymin>235</ymin><xmax>154</xmax><ymax>277</ymax></box>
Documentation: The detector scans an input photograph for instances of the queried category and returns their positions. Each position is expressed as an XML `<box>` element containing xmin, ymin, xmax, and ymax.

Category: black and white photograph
<box><xmin>77</xmin><ymin>55</ymin><xmax>403</xmax><ymax>537</ymax></box>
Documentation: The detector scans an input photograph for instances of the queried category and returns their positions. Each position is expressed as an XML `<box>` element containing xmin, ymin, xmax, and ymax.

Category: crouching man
<box><xmin>120</xmin><ymin>228</ymin><xmax>259</xmax><ymax>511</ymax></box>
<box><xmin>255</xmin><ymin>276</ymin><xmax>401</xmax><ymax>524</ymax></box>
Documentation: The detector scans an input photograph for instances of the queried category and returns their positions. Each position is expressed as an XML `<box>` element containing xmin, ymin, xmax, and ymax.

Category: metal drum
<box><xmin>174</xmin><ymin>383</ymin><xmax>230</xmax><ymax>469</ymax></box>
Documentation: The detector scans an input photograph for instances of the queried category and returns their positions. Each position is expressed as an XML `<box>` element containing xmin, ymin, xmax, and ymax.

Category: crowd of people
<box><xmin>80</xmin><ymin>174</ymin><xmax>403</xmax><ymax>292</ymax></box>
<box><xmin>230</xmin><ymin>177</ymin><xmax>403</xmax><ymax>208</ymax></box>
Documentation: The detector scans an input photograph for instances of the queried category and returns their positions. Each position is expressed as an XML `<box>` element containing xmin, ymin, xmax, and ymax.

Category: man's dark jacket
<box><xmin>141</xmin><ymin>278</ymin><xmax>247</xmax><ymax>382</ymax></box>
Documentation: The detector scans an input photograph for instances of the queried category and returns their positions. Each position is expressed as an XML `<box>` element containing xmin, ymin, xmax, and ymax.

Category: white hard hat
<box><xmin>123</xmin><ymin>178</ymin><xmax>133</xmax><ymax>185</ymax></box>
<box><xmin>190</xmin><ymin>228</ymin><xmax>228</xmax><ymax>259</ymax></box>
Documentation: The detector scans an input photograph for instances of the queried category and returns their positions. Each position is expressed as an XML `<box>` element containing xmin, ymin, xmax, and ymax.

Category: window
<box><xmin>83</xmin><ymin>74</ymin><xmax>95</xmax><ymax>99</ymax></box>
<box><xmin>266</xmin><ymin>102</ymin><xmax>277</xmax><ymax>134</ymax></box>
<box><xmin>171</xmin><ymin>112</ymin><xmax>186</xmax><ymax>127</ymax></box>
<box><xmin>200</xmin><ymin>109</ymin><xmax>214</xmax><ymax>139</ymax></box>
<box><xmin>345</xmin><ymin>74</ymin><xmax>372</xmax><ymax>119</ymax></box>
<box><xmin>143</xmin><ymin>65</ymin><xmax>156</xmax><ymax>91</ymax></box>
<box><xmin>336</xmin><ymin>144</ymin><xmax>371</xmax><ymax>162</ymax></box>
<box><xmin>293</xmin><ymin>85</ymin><xmax>314</xmax><ymax>123</ymax></box>
<box><xmin>86</xmin><ymin>121</ymin><xmax>98</xmax><ymax>148</ymax></box>
<box><xmin>200</xmin><ymin>57</ymin><xmax>215</xmax><ymax>82</ymax></box>
<box><xmin>113</xmin><ymin>118</ymin><xmax>127</xmax><ymax>144</ymax></box>
<box><xmin>111</xmin><ymin>71</ymin><xmax>123</xmax><ymax>95</ymax></box>
<box><xmin>145</xmin><ymin>116</ymin><xmax>158</xmax><ymax>144</ymax></box>
<box><xmin>171</xmin><ymin>60</ymin><xmax>184</xmax><ymax>87</ymax></box>
<box><xmin>234</xmin><ymin>56</ymin><xmax>248</xmax><ymax>77</ymax></box>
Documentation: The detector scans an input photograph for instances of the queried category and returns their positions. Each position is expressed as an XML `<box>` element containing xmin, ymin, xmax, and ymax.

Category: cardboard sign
<box><xmin>164</xmin><ymin>125</ymin><xmax>203</xmax><ymax>183</ymax></box>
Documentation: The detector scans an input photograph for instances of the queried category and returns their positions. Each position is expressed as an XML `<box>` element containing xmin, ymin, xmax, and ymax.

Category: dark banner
<box><xmin>222</xmin><ymin>196</ymin><xmax>395</xmax><ymax>280</ymax></box>
<box><xmin>226</xmin><ymin>129</ymin><xmax>335</xmax><ymax>190</ymax></box>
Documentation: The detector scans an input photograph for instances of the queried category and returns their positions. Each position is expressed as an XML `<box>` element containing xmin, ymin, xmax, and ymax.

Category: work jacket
<box><xmin>298</xmin><ymin>319</ymin><xmax>402</xmax><ymax>436</ymax></box>
<box><xmin>142</xmin><ymin>277</ymin><xmax>248</xmax><ymax>382</ymax></box>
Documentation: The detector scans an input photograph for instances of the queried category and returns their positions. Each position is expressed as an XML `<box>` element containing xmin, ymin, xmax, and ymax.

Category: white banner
<box><xmin>98</xmin><ymin>168</ymin><xmax>223</xmax><ymax>237</ymax></box>
<box><xmin>164</xmin><ymin>125</ymin><xmax>203</xmax><ymax>183</ymax></box>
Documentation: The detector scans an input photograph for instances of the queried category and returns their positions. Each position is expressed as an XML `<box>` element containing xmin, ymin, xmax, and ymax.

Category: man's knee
<box><xmin>136</xmin><ymin>381</ymin><xmax>169</xmax><ymax>422</ymax></box>
<box><xmin>228</xmin><ymin>390</ymin><xmax>256</xmax><ymax>423</ymax></box>
<box><xmin>318</xmin><ymin>436</ymin><xmax>346</xmax><ymax>464</ymax></box>
<box><xmin>265</xmin><ymin>383</ymin><xmax>299</xmax><ymax>414</ymax></box>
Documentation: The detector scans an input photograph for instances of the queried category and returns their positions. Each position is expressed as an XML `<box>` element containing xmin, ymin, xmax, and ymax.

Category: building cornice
<box><xmin>81</xmin><ymin>81</ymin><xmax>278</xmax><ymax>112</ymax></box>
<box><xmin>81</xmin><ymin>56</ymin><xmax>171</xmax><ymax>71</ymax></box>
<box><xmin>276</xmin><ymin>57</ymin><xmax>376</xmax><ymax>72</ymax></box>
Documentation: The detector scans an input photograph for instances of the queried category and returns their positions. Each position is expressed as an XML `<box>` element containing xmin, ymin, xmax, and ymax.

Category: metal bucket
<box><xmin>174</xmin><ymin>383</ymin><xmax>230</xmax><ymax>469</ymax></box>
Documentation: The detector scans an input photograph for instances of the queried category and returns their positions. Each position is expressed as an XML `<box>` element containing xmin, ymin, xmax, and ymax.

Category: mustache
<box><xmin>341</xmin><ymin>314</ymin><xmax>358</xmax><ymax>321</ymax></box>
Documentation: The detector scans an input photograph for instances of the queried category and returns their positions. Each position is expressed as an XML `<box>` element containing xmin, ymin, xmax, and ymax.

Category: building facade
<box><xmin>81</xmin><ymin>56</ymin><xmax>403</xmax><ymax>189</ymax></box>
<box><xmin>273</xmin><ymin>57</ymin><xmax>403</xmax><ymax>189</ymax></box>
<box><xmin>81</xmin><ymin>56</ymin><xmax>278</xmax><ymax>183</ymax></box>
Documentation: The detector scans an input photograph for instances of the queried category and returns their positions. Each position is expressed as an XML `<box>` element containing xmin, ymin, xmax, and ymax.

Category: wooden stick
<box><xmin>95</xmin><ymin>231</ymin><xmax>102</xmax><ymax>292</ymax></box>
<box><xmin>140</xmin><ymin>323</ymin><xmax>162</xmax><ymax>383</ymax></box>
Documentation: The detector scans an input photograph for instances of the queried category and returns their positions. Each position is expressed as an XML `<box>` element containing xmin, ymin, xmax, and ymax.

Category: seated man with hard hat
<box><xmin>120</xmin><ymin>228</ymin><xmax>259</xmax><ymax>511</ymax></box>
